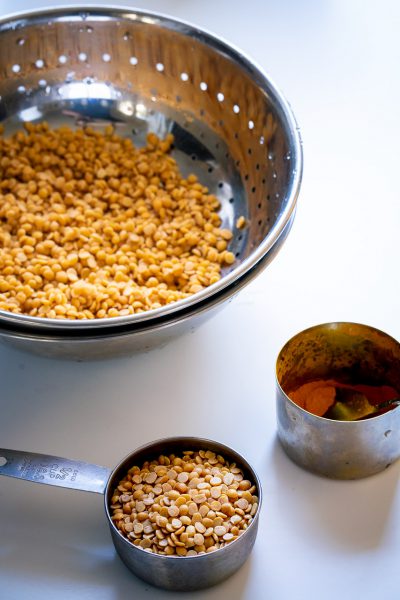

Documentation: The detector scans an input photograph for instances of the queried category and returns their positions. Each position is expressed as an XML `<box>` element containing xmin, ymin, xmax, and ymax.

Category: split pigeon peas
<box><xmin>0</xmin><ymin>123</ymin><xmax>240</xmax><ymax>319</ymax></box>
<box><xmin>110</xmin><ymin>449</ymin><xmax>258</xmax><ymax>556</ymax></box>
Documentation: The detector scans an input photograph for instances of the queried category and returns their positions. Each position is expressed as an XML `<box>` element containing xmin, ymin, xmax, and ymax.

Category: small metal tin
<box><xmin>276</xmin><ymin>322</ymin><xmax>400</xmax><ymax>479</ymax></box>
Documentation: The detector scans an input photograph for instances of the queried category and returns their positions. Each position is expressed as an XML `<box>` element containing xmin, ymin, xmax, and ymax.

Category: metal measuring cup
<box><xmin>276</xmin><ymin>322</ymin><xmax>400</xmax><ymax>479</ymax></box>
<box><xmin>0</xmin><ymin>436</ymin><xmax>262</xmax><ymax>591</ymax></box>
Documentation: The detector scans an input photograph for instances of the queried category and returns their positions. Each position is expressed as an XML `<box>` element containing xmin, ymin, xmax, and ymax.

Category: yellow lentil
<box><xmin>236</xmin><ymin>215</ymin><xmax>247</xmax><ymax>229</ymax></box>
<box><xmin>0</xmin><ymin>123</ymin><xmax>237</xmax><ymax>319</ymax></box>
<box><xmin>110</xmin><ymin>449</ymin><xmax>258</xmax><ymax>556</ymax></box>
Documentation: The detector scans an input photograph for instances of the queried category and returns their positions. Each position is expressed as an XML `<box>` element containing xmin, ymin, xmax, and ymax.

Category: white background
<box><xmin>0</xmin><ymin>1</ymin><xmax>399</xmax><ymax>599</ymax></box>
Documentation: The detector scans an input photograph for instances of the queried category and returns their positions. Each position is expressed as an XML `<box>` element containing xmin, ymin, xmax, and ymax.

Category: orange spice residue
<box><xmin>287</xmin><ymin>380</ymin><xmax>398</xmax><ymax>418</ymax></box>
<box><xmin>287</xmin><ymin>380</ymin><xmax>337</xmax><ymax>416</ymax></box>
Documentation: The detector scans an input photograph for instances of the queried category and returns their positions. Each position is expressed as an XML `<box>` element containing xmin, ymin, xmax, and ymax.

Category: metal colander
<box><xmin>0</xmin><ymin>6</ymin><xmax>302</xmax><ymax>358</ymax></box>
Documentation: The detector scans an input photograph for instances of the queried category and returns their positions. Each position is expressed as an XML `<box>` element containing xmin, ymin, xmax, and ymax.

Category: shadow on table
<box><xmin>268</xmin><ymin>436</ymin><xmax>400</xmax><ymax>551</ymax></box>
<box><xmin>1</xmin><ymin>534</ymin><xmax>253</xmax><ymax>600</ymax></box>
<box><xmin>1</xmin><ymin>437</ymin><xmax>253</xmax><ymax>600</ymax></box>
<box><xmin>0</xmin><ymin>329</ymin><xmax>224</xmax><ymax>465</ymax></box>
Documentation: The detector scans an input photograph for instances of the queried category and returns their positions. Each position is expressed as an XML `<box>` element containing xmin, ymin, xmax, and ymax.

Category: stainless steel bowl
<box><xmin>0</xmin><ymin>6</ymin><xmax>302</xmax><ymax>358</ymax></box>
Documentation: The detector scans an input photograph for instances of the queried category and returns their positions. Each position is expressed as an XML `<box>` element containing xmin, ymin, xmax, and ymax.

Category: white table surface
<box><xmin>1</xmin><ymin>1</ymin><xmax>399</xmax><ymax>599</ymax></box>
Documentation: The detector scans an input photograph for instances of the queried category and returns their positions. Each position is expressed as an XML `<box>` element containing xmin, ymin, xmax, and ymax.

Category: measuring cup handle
<box><xmin>0</xmin><ymin>448</ymin><xmax>111</xmax><ymax>494</ymax></box>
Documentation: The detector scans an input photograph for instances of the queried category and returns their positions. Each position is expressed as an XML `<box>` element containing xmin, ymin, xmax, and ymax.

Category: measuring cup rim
<box><xmin>103</xmin><ymin>435</ymin><xmax>263</xmax><ymax>560</ymax></box>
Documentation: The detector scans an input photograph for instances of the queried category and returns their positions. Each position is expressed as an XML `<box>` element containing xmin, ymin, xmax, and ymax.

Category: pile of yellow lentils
<box><xmin>110</xmin><ymin>449</ymin><xmax>258</xmax><ymax>556</ymax></box>
<box><xmin>0</xmin><ymin>122</ymin><xmax>238</xmax><ymax>319</ymax></box>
